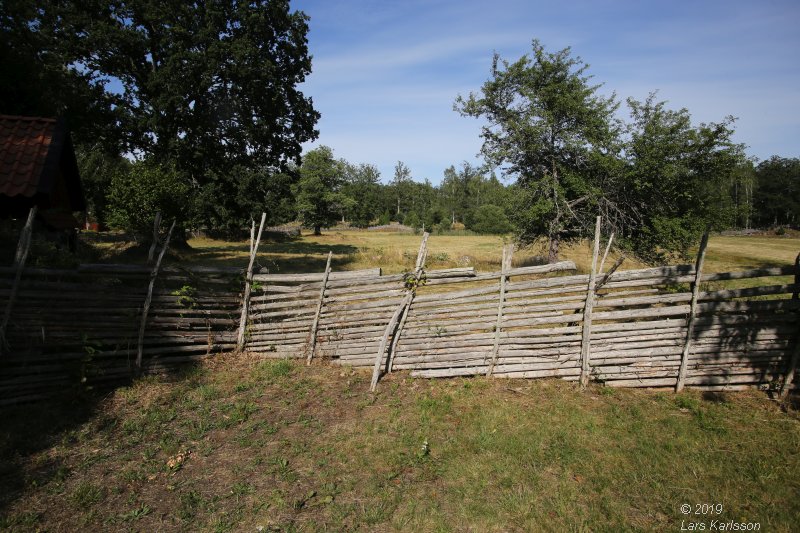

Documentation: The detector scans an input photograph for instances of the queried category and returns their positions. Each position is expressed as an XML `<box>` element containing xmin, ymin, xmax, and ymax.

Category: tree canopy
<box><xmin>1</xmin><ymin>0</ymin><xmax>319</xmax><ymax>233</ymax></box>
<box><xmin>753</xmin><ymin>157</ymin><xmax>800</xmax><ymax>228</ymax></box>
<box><xmin>620</xmin><ymin>94</ymin><xmax>747</xmax><ymax>262</ymax></box>
<box><xmin>457</xmin><ymin>40</ymin><xmax>757</xmax><ymax>263</ymax></box>
<box><xmin>295</xmin><ymin>146</ymin><xmax>349</xmax><ymax>235</ymax></box>
<box><xmin>455</xmin><ymin>39</ymin><xmax>620</xmax><ymax>262</ymax></box>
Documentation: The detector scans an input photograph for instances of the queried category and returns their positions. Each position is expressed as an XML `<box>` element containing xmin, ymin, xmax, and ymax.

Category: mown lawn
<box><xmin>1</xmin><ymin>358</ymin><xmax>798</xmax><ymax>531</ymax></box>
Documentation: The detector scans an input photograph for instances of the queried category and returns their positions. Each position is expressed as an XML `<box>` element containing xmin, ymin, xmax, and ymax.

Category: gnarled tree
<box><xmin>456</xmin><ymin>39</ymin><xmax>620</xmax><ymax>262</ymax></box>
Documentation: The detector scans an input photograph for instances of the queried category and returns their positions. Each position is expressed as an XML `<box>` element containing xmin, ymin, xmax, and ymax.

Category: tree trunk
<box><xmin>548</xmin><ymin>235</ymin><xmax>560</xmax><ymax>264</ymax></box>
<box><xmin>168</xmin><ymin>228</ymin><xmax>192</xmax><ymax>250</ymax></box>
<box><xmin>314</xmin><ymin>225</ymin><xmax>321</xmax><ymax>236</ymax></box>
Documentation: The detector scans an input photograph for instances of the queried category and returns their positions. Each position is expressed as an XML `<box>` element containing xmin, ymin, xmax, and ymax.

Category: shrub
<box><xmin>467</xmin><ymin>204</ymin><xmax>513</xmax><ymax>234</ymax></box>
<box><xmin>405</xmin><ymin>211</ymin><xmax>422</xmax><ymax>230</ymax></box>
<box><xmin>107</xmin><ymin>161</ymin><xmax>191</xmax><ymax>238</ymax></box>
<box><xmin>377</xmin><ymin>211</ymin><xmax>391</xmax><ymax>226</ymax></box>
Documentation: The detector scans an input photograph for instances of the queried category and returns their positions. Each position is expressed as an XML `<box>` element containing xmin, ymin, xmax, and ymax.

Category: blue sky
<box><xmin>292</xmin><ymin>0</ymin><xmax>800</xmax><ymax>184</ymax></box>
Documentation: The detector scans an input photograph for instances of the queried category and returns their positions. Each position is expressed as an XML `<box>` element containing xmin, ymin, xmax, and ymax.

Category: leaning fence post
<box><xmin>249</xmin><ymin>218</ymin><xmax>255</xmax><ymax>256</ymax></box>
<box><xmin>598</xmin><ymin>232</ymin><xmax>615</xmax><ymax>275</ymax></box>
<box><xmin>237</xmin><ymin>213</ymin><xmax>267</xmax><ymax>352</ymax></box>
<box><xmin>371</xmin><ymin>232</ymin><xmax>429</xmax><ymax>391</ymax></box>
<box><xmin>307</xmin><ymin>251</ymin><xmax>333</xmax><ymax>365</ymax></box>
<box><xmin>136</xmin><ymin>219</ymin><xmax>176</xmax><ymax>371</ymax></box>
<box><xmin>675</xmin><ymin>232</ymin><xmax>710</xmax><ymax>392</ymax></box>
<box><xmin>487</xmin><ymin>243</ymin><xmax>513</xmax><ymax>376</ymax></box>
<box><xmin>387</xmin><ymin>234</ymin><xmax>430</xmax><ymax>374</ymax></box>
<box><xmin>579</xmin><ymin>216</ymin><xmax>602</xmax><ymax>389</ymax></box>
<box><xmin>779</xmin><ymin>252</ymin><xmax>800</xmax><ymax>399</ymax></box>
<box><xmin>1</xmin><ymin>206</ymin><xmax>37</xmax><ymax>354</ymax></box>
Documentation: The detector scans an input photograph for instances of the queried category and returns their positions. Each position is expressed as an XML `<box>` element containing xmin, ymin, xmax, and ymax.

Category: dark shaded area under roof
<box><xmin>0</xmin><ymin>115</ymin><xmax>86</xmax><ymax>228</ymax></box>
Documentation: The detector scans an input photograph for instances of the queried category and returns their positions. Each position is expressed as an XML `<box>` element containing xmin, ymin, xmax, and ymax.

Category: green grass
<box><xmin>1</xmin><ymin>358</ymin><xmax>797</xmax><ymax>531</ymax></box>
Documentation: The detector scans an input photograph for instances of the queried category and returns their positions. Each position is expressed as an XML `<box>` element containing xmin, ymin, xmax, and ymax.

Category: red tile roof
<box><xmin>0</xmin><ymin>115</ymin><xmax>58</xmax><ymax>198</ymax></box>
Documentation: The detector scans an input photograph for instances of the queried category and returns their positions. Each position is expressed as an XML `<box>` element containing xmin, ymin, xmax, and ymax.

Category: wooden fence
<box><xmin>0</xmin><ymin>264</ymin><xmax>241</xmax><ymax>405</ymax></box>
<box><xmin>245</xmin><ymin>231</ymin><xmax>800</xmax><ymax>395</ymax></box>
<box><xmin>1</xmin><ymin>222</ymin><xmax>798</xmax><ymax>405</ymax></box>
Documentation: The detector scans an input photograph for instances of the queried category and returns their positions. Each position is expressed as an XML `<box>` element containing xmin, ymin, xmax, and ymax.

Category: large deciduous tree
<box><xmin>4</xmin><ymin>0</ymin><xmax>319</xmax><ymax>233</ymax></box>
<box><xmin>295</xmin><ymin>146</ymin><xmax>350</xmax><ymax>235</ymax></box>
<box><xmin>0</xmin><ymin>0</ymin><xmax>119</xmax><ymax>148</ymax></box>
<box><xmin>622</xmin><ymin>94</ymin><xmax>746</xmax><ymax>262</ymax></box>
<box><xmin>456</xmin><ymin>39</ymin><xmax>620</xmax><ymax>262</ymax></box>
<box><xmin>341</xmin><ymin>162</ymin><xmax>382</xmax><ymax>227</ymax></box>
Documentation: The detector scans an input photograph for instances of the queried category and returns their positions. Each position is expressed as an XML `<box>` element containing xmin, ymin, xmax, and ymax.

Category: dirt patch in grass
<box><xmin>1</xmin><ymin>356</ymin><xmax>798</xmax><ymax>531</ymax></box>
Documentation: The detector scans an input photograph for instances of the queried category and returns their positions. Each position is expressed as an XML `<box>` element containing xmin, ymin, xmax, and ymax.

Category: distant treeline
<box><xmin>2</xmin><ymin>2</ymin><xmax>797</xmax><ymax>262</ymax></box>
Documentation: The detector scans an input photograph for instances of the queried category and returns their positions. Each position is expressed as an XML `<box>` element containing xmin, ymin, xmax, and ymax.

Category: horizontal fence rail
<box><xmin>1</xmin><ymin>238</ymin><xmax>798</xmax><ymax>404</ymax></box>
<box><xmin>244</xmin><ymin>252</ymin><xmax>799</xmax><ymax>394</ymax></box>
<box><xmin>0</xmin><ymin>264</ymin><xmax>241</xmax><ymax>405</ymax></box>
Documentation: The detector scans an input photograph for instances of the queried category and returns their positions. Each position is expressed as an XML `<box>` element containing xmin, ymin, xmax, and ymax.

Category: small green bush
<box><xmin>107</xmin><ymin>160</ymin><xmax>190</xmax><ymax>238</ymax></box>
<box><xmin>467</xmin><ymin>204</ymin><xmax>513</xmax><ymax>234</ymax></box>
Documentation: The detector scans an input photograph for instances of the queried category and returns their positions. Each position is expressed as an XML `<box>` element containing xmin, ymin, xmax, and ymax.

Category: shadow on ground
<box><xmin>0</xmin><ymin>365</ymin><xmax>202</xmax><ymax>517</ymax></box>
<box><xmin>183</xmin><ymin>239</ymin><xmax>361</xmax><ymax>272</ymax></box>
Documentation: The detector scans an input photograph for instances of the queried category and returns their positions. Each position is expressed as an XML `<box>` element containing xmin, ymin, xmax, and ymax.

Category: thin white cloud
<box><xmin>295</xmin><ymin>0</ymin><xmax>800</xmax><ymax>181</ymax></box>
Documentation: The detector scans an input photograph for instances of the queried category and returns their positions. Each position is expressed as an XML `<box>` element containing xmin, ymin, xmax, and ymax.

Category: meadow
<box><xmin>0</xmin><ymin>229</ymin><xmax>798</xmax><ymax>531</ymax></box>
<box><xmin>1</xmin><ymin>358</ymin><xmax>798</xmax><ymax>532</ymax></box>
<box><xmin>179</xmin><ymin>229</ymin><xmax>799</xmax><ymax>275</ymax></box>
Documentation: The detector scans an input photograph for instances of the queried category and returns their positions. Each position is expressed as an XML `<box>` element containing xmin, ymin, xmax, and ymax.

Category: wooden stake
<box><xmin>237</xmin><ymin>213</ymin><xmax>267</xmax><ymax>351</ymax></box>
<box><xmin>387</xmin><ymin>233</ymin><xmax>430</xmax><ymax>373</ymax></box>
<box><xmin>1</xmin><ymin>206</ymin><xmax>37</xmax><ymax>354</ymax></box>
<box><xmin>249</xmin><ymin>218</ymin><xmax>255</xmax><ymax>256</ymax></box>
<box><xmin>307</xmin><ymin>251</ymin><xmax>332</xmax><ymax>364</ymax></box>
<box><xmin>12</xmin><ymin>206</ymin><xmax>37</xmax><ymax>267</ymax></box>
<box><xmin>371</xmin><ymin>232</ymin><xmax>429</xmax><ymax>390</ymax></box>
<box><xmin>579</xmin><ymin>216</ymin><xmax>602</xmax><ymax>389</ymax></box>
<box><xmin>595</xmin><ymin>256</ymin><xmax>626</xmax><ymax>292</ymax></box>
<box><xmin>779</xmin><ymin>252</ymin><xmax>800</xmax><ymax>399</ymax></box>
<box><xmin>675</xmin><ymin>231</ymin><xmax>710</xmax><ymax>392</ymax></box>
<box><xmin>147</xmin><ymin>211</ymin><xmax>162</xmax><ymax>264</ymax></box>
<box><xmin>598</xmin><ymin>232</ymin><xmax>615</xmax><ymax>274</ymax></box>
<box><xmin>487</xmin><ymin>243</ymin><xmax>513</xmax><ymax>376</ymax></box>
<box><xmin>136</xmin><ymin>219</ymin><xmax>176</xmax><ymax>371</ymax></box>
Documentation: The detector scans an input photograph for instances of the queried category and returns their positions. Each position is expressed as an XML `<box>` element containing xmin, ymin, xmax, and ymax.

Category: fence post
<box><xmin>147</xmin><ymin>211</ymin><xmax>162</xmax><ymax>264</ymax></box>
<box><xmin>675</xmin><ymin>232</ymin><xmax>710</xmax><ymax>392</ymax></box>
<box><xmin>136</xmin><ymin>219</ymin><xmax>176</xmax><ymax>371</ymax></box>
<box><xmin>387</xmin><ymin>234</ymin><xmax>429</xmax><ymax>374</ymax></box>
<box><xmin>1</xmin><ymin>206</ymin><xmax>37</xmax><ymax>354</ymax></box>
<box><xmin>779</xmin><ymin>252</ymin><xmax>800</xmax><ymax>399</ymax></box>
<box><xmin>598</xmin><ymin>232</ymin><xmax>615</xmax><ymax>275</ymax></box>
<box><xmin>307</xmin><ymin>251</ymin><xmax>333</xmax><ymax>365</ymax></box>
<box><xmin>371</xmin><ymin>232</ymin><xmax>429</xmax><ymax>391</ymax></box>
<box><xmin>487</xmin><ymin>243</ymin><xmax>513</xmax><ymax>376</ymax></box>
<box><xmin>237</xmin><ymin>213</ymin><xmax>267</xmax><ymax>352</ymax></box>
<box><xmin>579</xmin><ymin>216</ymin><xmax>602</xmax><ymax>389</ymax></box>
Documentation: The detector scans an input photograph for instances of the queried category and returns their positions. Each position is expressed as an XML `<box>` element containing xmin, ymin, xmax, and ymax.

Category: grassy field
<box><xmin>175</xmin><ymin>230</ymin><xmax>799</xmax><ymax>276</ymax></box>
<box><xmin>1</xmin><ymin>358</ymin><xmax>798</xmax><ymax>532</ymax></box>
<box><xmin>1</xmin><ymin>230</ymin><xmax>798</xmax><ymax>531</ymax></box>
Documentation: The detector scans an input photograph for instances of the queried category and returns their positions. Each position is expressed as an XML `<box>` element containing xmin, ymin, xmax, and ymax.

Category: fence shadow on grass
<box><xmin>0</xmin><ymin>386</ymin><xmax>113</xmax><ymax>515</ymax></box>
<box><xmin>183</xmin><ymin>240</ymin><xmax>360</xmax><ymax>272</ymax></box>
<box><xmin>0</xmin><ymin>363</ymin><xmax>206</xmax><ymax>516</ymax></box>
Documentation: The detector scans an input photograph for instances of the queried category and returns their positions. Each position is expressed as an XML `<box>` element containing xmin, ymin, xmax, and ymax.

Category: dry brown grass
<box><xmin>182</xmin><ymin>229</ymin><xmax>799</xmax><ymax>276</ymax></box>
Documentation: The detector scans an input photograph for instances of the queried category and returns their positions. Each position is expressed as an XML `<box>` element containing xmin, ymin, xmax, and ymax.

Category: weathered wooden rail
<box><xmin>0</xmin><ymin>264</ymin><xmax>241</xmax><ymax>405</ymax></box>
<box><xmin>1</xmin><ymin>215</ymin><xmax>798</xmax><ymax>405</ymax></box>
<box><xmin>244</xmin><ymin>226</ymin><xmax>800</xmax><ymax>395</ymax></box>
